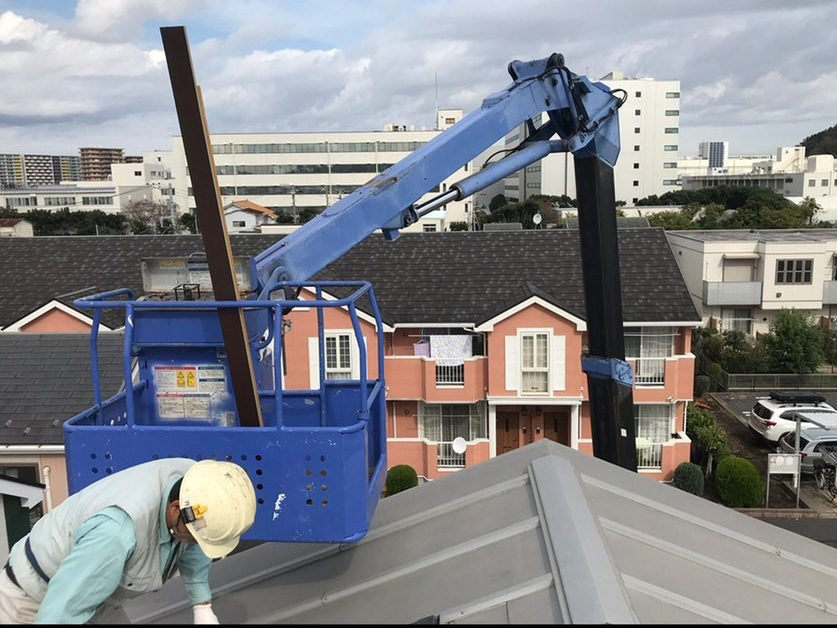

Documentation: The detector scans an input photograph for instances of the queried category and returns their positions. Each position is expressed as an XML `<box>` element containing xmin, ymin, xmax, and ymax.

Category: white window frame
<box><xmin>324</xmin><ymin>331</ymin><xmax>352</xmax><ymax>380</ymax></box>
<box><xmin>519</xmin><ymin>330</ymin><xmax>550</xmax><ymax>394</ymax></box>
<box><xmin>624</xmin><ymin>327</ymin><xmax>673</xmax><ymax>386</ymax></box>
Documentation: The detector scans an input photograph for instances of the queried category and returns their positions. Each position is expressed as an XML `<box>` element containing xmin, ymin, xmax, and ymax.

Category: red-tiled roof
<box><xmin>0</xmin><ymin>218</ymin><xmax>23</xmax><ymax>227</ymax></box>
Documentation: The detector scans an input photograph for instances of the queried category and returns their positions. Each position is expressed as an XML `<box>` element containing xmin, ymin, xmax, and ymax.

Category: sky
<box><xmin>1</xmin><ymin>0</ymin><xmax>836</xmax><ymax>158</ymax></box>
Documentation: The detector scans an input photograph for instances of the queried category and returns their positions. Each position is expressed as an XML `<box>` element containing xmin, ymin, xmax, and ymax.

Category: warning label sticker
<box><xmin>198</xmin><ymin>366</ymin><xmax>227</xmax><ymax>393</ymax></box>
<box><xmin>154</xmin><ymin>366</ymin><xmax>198</xmax><ymax>393</ymax></box>
<box><xmin>156</xmin><ymin>393</ymin><xmax>211</xmax><ymax>420</ymax></box>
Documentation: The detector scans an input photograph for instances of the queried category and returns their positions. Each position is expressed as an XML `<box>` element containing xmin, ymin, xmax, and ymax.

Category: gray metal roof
<box><xmin>123</xmin><ymin>440</ymin><xmax>837</xmax><ymax>624</ymax></box>
<box><xmin>669</xmin><ymin>228</ymin><xmax>837</xmax><ymax>243</ymax></box>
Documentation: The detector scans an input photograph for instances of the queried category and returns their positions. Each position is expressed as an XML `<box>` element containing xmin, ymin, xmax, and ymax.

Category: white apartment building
<box><xmin>678</xmin><ymin>154</ymin><xmax>772</xmax><ymax>178</ymax></box>
<box><xmin>170</xmin><ymin>110</ymin><xmax>473</xmax><ymax>227</ymax></box>
<box><xmin>0</xmin><ymin>184</ymin><xmax>120</xmax><ymax>212</ymax></box>
<box><xmin>503</xmin><ymin>71</ymin><xmax>681</xmax><ymax>205</ymax></box>
<box><xmin>667</xmin><ymin>229</ymin><xmax>837</xmax><ymax>336</ymax></box>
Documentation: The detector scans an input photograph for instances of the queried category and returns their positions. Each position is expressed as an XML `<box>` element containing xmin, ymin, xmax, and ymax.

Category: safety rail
<box><xmin>437</xmin><ymin>441</ymin><xmax>466</xmax><ymax>468</ymax></box>
<box><xmin>435</xmin><ymin>363</ymin><xmax>465</xmax><ymax>386</ymax></box>
<box><xmin>67</xmin><ymin>280</ymin><xmax>387</xmax><ymax>544</ymax></box>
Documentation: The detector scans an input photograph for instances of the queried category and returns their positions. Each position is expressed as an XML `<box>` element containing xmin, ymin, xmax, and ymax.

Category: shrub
<box><xmin>694</xmin><ymin>375</ymin><xmax>710</xmax><ymax>398</ymax></box>
<box><xmin>672</xmin><ymin>462</ymin><xmax>704</xmax><ymax>496</ymax></box>
<box><xmin>685</xmin><ymin>403</ymin><xmax>714</xmax><ymax>442</ymax></box>
<box><xmin>448</xmin><ymin>221</ymin><xmax>469</xmax><ymax>231</ymax></box>
<box><xmin>385</xmin><ymin>464</ymin><xmax>418</xmax><ymax>496</ymax></box>
<box><xmin>708</xmin><ymin>363</ymin><xmax>722</xmax><ymax>391</ymax></box>
<box><xmin>716</xmin><ymin>456</ymin><xmax>763</xmax><ymax>508</ymax></box>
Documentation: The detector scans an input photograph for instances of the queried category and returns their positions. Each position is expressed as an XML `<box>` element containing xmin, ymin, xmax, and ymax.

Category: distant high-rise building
<box><xmin>0</xmin><ymin>153</ymin><xmax>80</xmax><ymax>188</ymax></box>
<box><xmin>698</xmin><ymin>141</ymin><xmax>729</xmax><ymax>170</ymax></box>
<box><xmin>79</xmin><ymin>147</ymin><xmax>125</xmax><ymax>180</ymax></box>
<box><xmin>124</xmin><ymin>155</ymin><xmax>143</xmax><ymax>164</ymax></box>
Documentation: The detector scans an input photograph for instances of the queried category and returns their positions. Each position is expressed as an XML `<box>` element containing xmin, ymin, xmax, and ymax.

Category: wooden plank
<box><xmin>160</xmin><ymin>26</ymin><xmax>263</xmax><ymax>427</ymax></box>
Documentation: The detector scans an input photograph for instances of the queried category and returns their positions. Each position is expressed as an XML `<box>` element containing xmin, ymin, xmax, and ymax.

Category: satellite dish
<box><xmin>532</xmin><ymin>212</ymin><xmax>542</xmax><ymax>225</ymax></box>
<box><xmin>451</xmin><ymin>437</ymin><xmax>468</xmax><ymax>455</ymax></box>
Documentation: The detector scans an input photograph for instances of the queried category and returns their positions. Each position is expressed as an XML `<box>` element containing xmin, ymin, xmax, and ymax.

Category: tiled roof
<box><xmin>317</xmin><ymin>229</ymin><xmax>700</xmax><ymax>325</ymax></box>
<box><xmin>0</xmin><ymin>218</ymin><xmax>24</xmax><ymax>227</ymax></box>
<box><xmin>0</xmin><ymin>229</ymin><xmax>699</xmax><ymax>330</ymax></box>
<box><xmin>0</xmin><ymin>333</ymin><xmax>124</xmax><ymax>445</ymax></box>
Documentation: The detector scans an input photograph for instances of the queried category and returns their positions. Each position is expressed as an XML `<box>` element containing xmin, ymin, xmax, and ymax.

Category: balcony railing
<box><xmin>437</xmin><ymin>441</ymin><xmax>466</xmax><ymax>467</ymax></box>
<box><xmin>636</xmin><ymin>441</ymin><xmax>663</xmax><ymax>469</ymax></box>
<box><xmin>702</xmin><ymin>280</ymin><xmax>762</xmax><ymax>306</ymax></box>
<box><xmin>435</xmin><ymin>363</ymin><xmax>465</xmax><ymax>386</ymax></box>
<box><xmin>633</xmin><ymin>357</ymin><xmax>666</xmax><ymax>385</ymax></box>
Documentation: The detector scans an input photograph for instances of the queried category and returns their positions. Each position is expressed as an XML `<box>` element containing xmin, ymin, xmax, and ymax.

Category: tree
<box><xmin>448</xmin><ymin>221</ymin><xmax>468</xmax><ymax>231</ymax></box>
<box><xmin>488</xmin><ymin>194</ymin><xmax>508</xmax><ymax>212</ymax></box>
<box><xmin>274</xmin><ymin>210</ymin><xmax>295</xmax><ymax>224</ymax></box>
<box><xmin>761</xmin><ymin>310</ymin><xmax>825</xmax><ymax>374</ymax></box>
<box><xmin>296</xmin><ymin>208</ymin><xmax>319</xmax><ymax>223</ymax></box>
<box><xmin>648</xmin><ymin>210</ymin><xmax>694</xmax><ymax>230</ymax></box>
<box><xmin>178</xmin><ymin>212</ymin><xmax>197</xmax><ymax>234</ymax></box>
<box><xmin>798</xmin><ymin>196</ymin><xmax>822</xmax><ymax>226</ymax></box>
<box><xmin>123</xmin><ymin>199</ymin><xmax>178</xmax><ymax>234</ymax></box>
<box><xmin>481</xmin><ymin>200</ymin><xmax>545</xmax><ymax>229</ymax></box>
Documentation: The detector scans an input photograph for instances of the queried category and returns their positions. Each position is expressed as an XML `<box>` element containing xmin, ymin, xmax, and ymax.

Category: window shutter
<box><xmin>551</xmin><ymin>335</ymin><xmax>566</xmax><ymax>391</ymax></box>
<box><xmin>350</xmin><ymin>337</ymin><xmax>368</xmax><ymax>379</ymax></box>
<box><xmin>505</xmin><ymin>336</ymin><xmax>519</xmax><ymax>392</ymax></box>
<box><xmin>308</xmin><ymin>337</ymin><xmax>320</xmax><ymax>389</ymax></box>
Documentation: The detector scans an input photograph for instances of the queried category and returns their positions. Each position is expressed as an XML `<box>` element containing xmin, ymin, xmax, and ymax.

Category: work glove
<box><xmin>193</xmin><ymin>603</ymin><xmax>220</xmax><ymax>624</ymax></box>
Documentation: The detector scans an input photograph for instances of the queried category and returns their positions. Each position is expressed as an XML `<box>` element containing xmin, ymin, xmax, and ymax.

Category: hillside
<box><xmin>801</xmin><ymin>123</ymin><xmax>837</xmax><ymax>158</ymax></box>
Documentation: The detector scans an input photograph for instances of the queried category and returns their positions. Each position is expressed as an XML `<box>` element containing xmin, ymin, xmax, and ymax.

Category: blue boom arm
<box><xmin>253</xmin><ymin>53</ymin><xmax>623</xmax><ymax>295</ymax></box>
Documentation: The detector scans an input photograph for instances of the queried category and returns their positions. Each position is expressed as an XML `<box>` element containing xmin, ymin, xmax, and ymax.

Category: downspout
<box><xmin>42</xmin><ymin>466</ymin><xmax>53</xmax><ymax>512</ymax></box>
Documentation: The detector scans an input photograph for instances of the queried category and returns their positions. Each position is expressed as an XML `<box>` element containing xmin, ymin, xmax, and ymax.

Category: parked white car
<box><xmin>747</xmin><ymin>391</ymin><xmax>837</xmax><ymax>443</ymax></box>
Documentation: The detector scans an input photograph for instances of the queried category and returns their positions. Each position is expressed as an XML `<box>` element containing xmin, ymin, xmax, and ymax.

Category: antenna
<box><xmin>435</xmin><ymin>71</ymin><xmax>439</xmax><ymax>130</ymax></box>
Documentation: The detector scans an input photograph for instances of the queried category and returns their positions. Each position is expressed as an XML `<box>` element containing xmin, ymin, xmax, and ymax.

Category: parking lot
<box><xmin>709</xmin><ymin>391</ymin><xmax>837</xmax><ymax>512</ymax></box>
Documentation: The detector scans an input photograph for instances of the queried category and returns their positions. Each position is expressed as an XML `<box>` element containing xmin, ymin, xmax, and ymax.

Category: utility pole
<box><xmin>166</xmin><ymin>183</ymin><xmax>176</xmax><ymax>233</ymax></box>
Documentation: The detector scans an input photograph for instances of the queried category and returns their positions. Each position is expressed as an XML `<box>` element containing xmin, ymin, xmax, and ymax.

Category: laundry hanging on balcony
<box><xmin>429</xmin><ymin>335</ymin><xmax>472</xmax><ymax>366</ymax></box>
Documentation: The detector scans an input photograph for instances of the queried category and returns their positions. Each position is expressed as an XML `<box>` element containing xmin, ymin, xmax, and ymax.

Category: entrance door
<box><xmin>542</xmin><ymin>410</ymin><xmax>570</xmax><ymax>446</ymax></box>
<box><xmin>498</xmin><ymin>412</ymin><xmax>519</xmax><ymax>455</ymax></box>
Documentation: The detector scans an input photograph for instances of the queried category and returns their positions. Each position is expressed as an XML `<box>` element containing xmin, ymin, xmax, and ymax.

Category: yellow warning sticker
<box><xmin>159</xmin><ymin>260</ymin><xmax>186</xmax><ymax>268</ymax></box>
<box><xmin>155</xmin><ymin>366</ymin><xmax>198</xmax><ymax>393</ymax></box>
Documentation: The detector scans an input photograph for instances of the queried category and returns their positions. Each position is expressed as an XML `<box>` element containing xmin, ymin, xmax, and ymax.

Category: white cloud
<box><xmin>74</xmin><ymin>0</ymin><xmax>204</xmax><ymax>41</ymax></box>
<box><xmin>1</xmin><ymin>0</ymin><xmax>836</xmax><ymax>156</ymax></box>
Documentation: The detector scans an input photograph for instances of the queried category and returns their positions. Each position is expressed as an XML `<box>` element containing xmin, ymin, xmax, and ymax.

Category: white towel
<box><xmin>429</xmin><ymin>335</ymin><xmax>472</xmax><ymax>366</ymax></box>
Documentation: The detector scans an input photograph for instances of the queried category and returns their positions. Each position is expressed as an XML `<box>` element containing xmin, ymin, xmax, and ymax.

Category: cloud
<box><xmin>74</xmin><ymin>0</ymin><xmax>204</xmax><ymax>42</ymax></box>
<box><xmin>1</xmin><ymin>0</ymin><xmax>836</xmax><ymax>156</ymax></box>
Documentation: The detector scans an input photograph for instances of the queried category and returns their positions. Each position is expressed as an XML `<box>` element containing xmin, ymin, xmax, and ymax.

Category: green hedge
<box><xmin>693</xmin><ymin>375</ymin><xmax>710</xmax><ymax>398</ymax></box>
<box><xmin>385</xmin><ymin>464</ymin><xmax>418</xmax><ymax>496</ymax></box>
<box><xmin>672</xmin><ymin>462</ymin><xmax>704</xmax><ymax>496</ymax></box>
<box><xmin>716</xmin><ymin>456</ymin><xmax>763</xmax><ymax>508</ymax></box>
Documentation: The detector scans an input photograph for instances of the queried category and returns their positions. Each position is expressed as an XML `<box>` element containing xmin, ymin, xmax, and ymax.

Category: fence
<box><xmin>695</xmin><ymin>353</ymin><xmax>837</xmax><ymax>391</ymax></box>
<box><xmin>435</xmin><ymin>363</ymin><xmax>465</xmax><ymax>386</ymax></box>
<box><xmin>634</xmin><ymin>357</ymin><xmax>666</xmax><ymax>385</ymax></box>
<box><xmin>437</xmin><ymin>441</ymin><xmax>466</xmax><ymax>467</ymax></box>
<box><xmin>636</xmin><ymin>443</ymin><xmax>663</xmax><ymax>469</ymax></box>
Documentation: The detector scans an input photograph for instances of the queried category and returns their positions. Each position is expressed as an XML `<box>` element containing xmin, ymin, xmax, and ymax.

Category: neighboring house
<box><xmin>0</xmin><ymin>333</ymin><xmax>124</xmax><ymax>562</ymax></box>
<box><xmin>667</xmin><ymin>229</ymin><xmax>837</xmax><ymax>336</ymax></box>
<box><xmin>123</xmin><ymin>439</ymin><xmax>837</xmax><ymax>624</ymax></box>
<box><xmin>0</xmin><ymin>218</ymin><xmax>33</xmax><ymax>237</ymax></box>
<box><xmin>282</xmin><ymin>229</ymin><xmax>699</xmax><ymax>481</ymax></box>
<box><xmin>0</xmin><ymin>230</ymin><xmax>698</xmax><ymax>490</ymax></box>
<box><xmin>224</xmin><ymin>200</ymin><xmax>277</xmax><ymax>233</ymax></box>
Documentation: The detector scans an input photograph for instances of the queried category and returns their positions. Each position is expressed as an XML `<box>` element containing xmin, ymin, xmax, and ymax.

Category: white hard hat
<box><xmin>179</xmin><ymin>460</ymin><xmax>257</xmax><ymax>559</ymax></box>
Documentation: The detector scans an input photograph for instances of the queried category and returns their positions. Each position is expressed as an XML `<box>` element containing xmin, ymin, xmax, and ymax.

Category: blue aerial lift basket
<box><xmin>65</xmin><ymin>281</ymin><xmax>387</xmax><ymax>544</ymax></box>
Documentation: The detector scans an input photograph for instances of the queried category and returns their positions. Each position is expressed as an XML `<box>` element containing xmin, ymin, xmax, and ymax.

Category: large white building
<box><xmin>667</xmin><ymin>229</ymin><xmax>837</xmax><ymax>337</ymax></box>
<box><xmin>170</xmin><ymin>110</ymin><xmax>474</xmax><ymax>227</ymax></box>
<box><xmin>681</xmin><ymin>147</ymin><xmax>837</xmax><ymax>217</ymax></box>
<box><xmin>503</xmin><ymin>71</ymin><xmax>682</xmax><ymax>205</ymax></box>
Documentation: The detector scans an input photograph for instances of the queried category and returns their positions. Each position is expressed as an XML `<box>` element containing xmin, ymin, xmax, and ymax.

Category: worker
<box><xmin>0</xmin><ymin>458</ymin><xmax>257</xmax><ymax>624</ymax></box>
